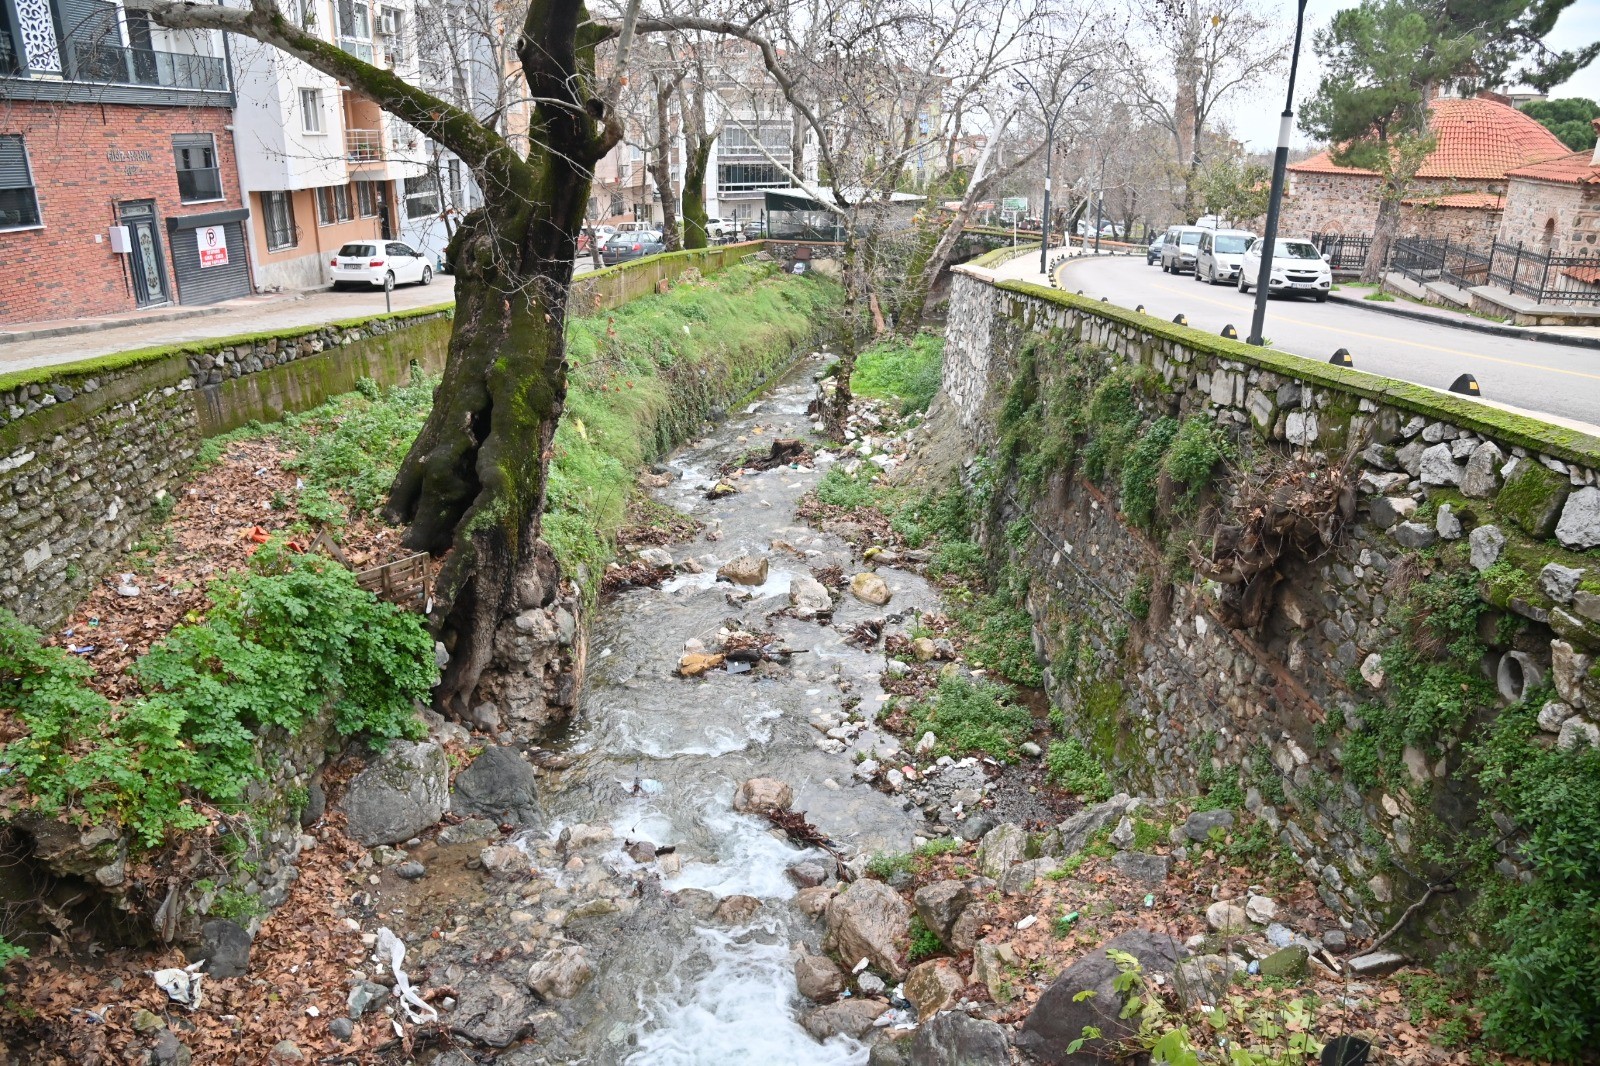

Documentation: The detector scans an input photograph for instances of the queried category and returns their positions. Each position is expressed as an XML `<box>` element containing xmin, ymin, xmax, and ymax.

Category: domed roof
<box><xmin>1291</xmin><ymin>95</ymin><xmax>1570</xmax><ymax>181</ymax></box>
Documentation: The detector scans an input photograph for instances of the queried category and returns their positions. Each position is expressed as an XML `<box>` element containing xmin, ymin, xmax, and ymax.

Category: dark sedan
<box><xmin>1146</xmin><ymin>233</ymin><xmax>1166</xmax><ymax>265</ymax></box>
<box><xmin>600</xmin><ymin>231</ymin><xmax>666</xmax><ymax>266</ymax></box>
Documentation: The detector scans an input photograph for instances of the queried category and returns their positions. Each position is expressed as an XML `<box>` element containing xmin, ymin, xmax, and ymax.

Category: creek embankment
<box><xmin>377</xmin><ymin>355</ymin><xmax>935</xmax><ymax>1064</ymax></box>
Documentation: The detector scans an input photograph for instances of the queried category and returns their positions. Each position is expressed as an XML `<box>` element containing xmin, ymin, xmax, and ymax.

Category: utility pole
<box><xmin>1016</xmin><ymin>70</ymin><xmax>1094</xmax><ymax>277</ymax></box>
<box><xmin>1248</xmin><ymin>0</ymin><xmax>1309</xmax><ymax>347</ymax></box>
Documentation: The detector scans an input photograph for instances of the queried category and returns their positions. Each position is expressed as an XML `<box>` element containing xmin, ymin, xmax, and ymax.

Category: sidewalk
<box><xmin>0</xmin><ymin>276</ymin><xmax>457</xmax><ymax>377</ymax></box>
<box><xmin>1326</xmin><ymin>282</ymin><xmax>1600</xmax><ymax>350</ymax></box>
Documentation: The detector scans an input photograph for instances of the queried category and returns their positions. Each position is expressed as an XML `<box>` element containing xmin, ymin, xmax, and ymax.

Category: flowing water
<box><xmin>393</xmin><ymin>355</ymin><xmax>935</xmax><ymax>1064</ymax></box>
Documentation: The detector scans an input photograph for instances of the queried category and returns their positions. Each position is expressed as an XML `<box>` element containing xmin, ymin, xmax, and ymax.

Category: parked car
<box><xmin>741</xmin><ymin>220</ymin><xmax>767</xmax><ymax>240</ymax></box>
<box><xmin>1237</xmin><ymin>236</ymin><xmax>1332</xmax><ymax>301</ymax></box>
<box><xmin>600</xmin><ymin>230</ymin><xmax>666</xmax><ymax>266</ymax></box>
<box><xmin>1159</xmin><ymin>225</ymin><xmax>1205</xmax><ymax>274</ymax></box>
<box><xmin>329</xmin><ymin>241</ymin><xmax>434</xmax><ymax>290</ymax></box>
<box><xmin>706</xmin><ymin>217</ymin><xmax>738</xmax><ymax>240</ymax></box>
<box><xmin>1146</xmin><ymin>233</ymin><xmax>1166</xmax><ymax>265</ymax></box>
<box><xmin>1194</xmin><ymin>228</ymin><xmax>1256</xmax><ymax>285</ymax></box>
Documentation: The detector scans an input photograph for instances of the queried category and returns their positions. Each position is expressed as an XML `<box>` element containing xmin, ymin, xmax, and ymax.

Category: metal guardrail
<box><xmin>65</xmin><ymin>41</ymin><xmax>228</xmax><ymax>92</ymax></box>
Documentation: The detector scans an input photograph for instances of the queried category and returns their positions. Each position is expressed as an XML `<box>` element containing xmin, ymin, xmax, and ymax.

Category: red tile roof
<box><xmin>1400</xmin><ymin>191</ymin><xmax>1505</xmax><ymax>209</ymax></box>
<box><xmin>1562</xmin><ymin>263</ymin><xmax>1600</xmax><ymax>286</ymax></box>
<box><xmin>1505</xmin><ymin>150</ymin><xmax>1600</xmax><ymax>186</ymax></box>
<box><xmin>1291</xmin><ymin>97</ymin><xmax>1571</xmax><ymax>181</ymax></box>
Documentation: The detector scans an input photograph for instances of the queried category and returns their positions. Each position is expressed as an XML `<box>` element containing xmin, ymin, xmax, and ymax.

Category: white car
<box><xmin>1237</xmin><ymin>236</ymin><xmax>1332</xmax><ymax>301</ymax></box>
<box><xmin>1194</xmin><ymin>228</ymin><xmax>1255</xmax><ymax>285</ymax></box>
<box><xmin>329</xmin><ymin>241</ymin><xmax>433</xmax><ymax>290</ymax></box>
<box><xmin>706</xmin><ymin>217</ymin><xmax>737</xmax><ymax>240</ymax></box>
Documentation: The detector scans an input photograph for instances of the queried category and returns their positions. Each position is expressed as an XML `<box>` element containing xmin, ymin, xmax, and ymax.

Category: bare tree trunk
<box><xmin>1364</xmin><ymin>188</ymin><xmax>1401</xmax><ymax>284</ymax></box>
<box><xmin>680</xmin><ymin>136</ymin><xmax>713</xmax><ymax>249</ymax></box>
<box><xmin>649</xmin><ymin>76</ymin><xmax>681</xmax><ymax>250</ymax></box>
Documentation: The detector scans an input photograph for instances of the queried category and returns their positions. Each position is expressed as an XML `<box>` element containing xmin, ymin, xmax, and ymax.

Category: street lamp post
<box><xmin>1016</xmin><ymin>71</ymin><xmax>1094</xmax><ymax>278</ymax></box>
<box><xmin>1248</xmin><ymin>0</ymin><xmax>1310</xmax><ymax>347</ymax></box>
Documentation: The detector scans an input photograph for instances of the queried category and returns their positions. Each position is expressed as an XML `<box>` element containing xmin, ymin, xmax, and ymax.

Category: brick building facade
<box><xmin>0</xmin><ymin>102</ymin><xmax>248</xmax><ymax>322</ymax></box>
<box><xmin>1278</xmin><ymin>96</ymin><xmax>1570</xmax><ymax>243</ymax></box>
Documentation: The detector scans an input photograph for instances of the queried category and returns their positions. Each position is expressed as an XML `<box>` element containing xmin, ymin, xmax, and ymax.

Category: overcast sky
<box><xmin>1226</xmin><ymin>0</ymin><xmax>1600</xmax><ymax>152</ymax></box>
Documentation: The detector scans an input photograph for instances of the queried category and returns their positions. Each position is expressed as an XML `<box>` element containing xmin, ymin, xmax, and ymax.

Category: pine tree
<box><xmin>1520</xmin><ymin>98</ymin><xmax>1600</xmax><ymax>152</ymax></box>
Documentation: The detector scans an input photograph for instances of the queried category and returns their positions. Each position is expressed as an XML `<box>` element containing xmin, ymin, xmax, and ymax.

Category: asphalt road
<box><xmin>1057</xmin><ymin>255</ymin><xmax>1600</xmax><ymax>433</ymax></box>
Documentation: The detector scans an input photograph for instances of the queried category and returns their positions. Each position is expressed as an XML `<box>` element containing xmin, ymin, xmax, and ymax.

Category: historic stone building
<box><xmin>1278</xmin><ymin>95</ymin><xmax>1571</xmax><ymax>242</ymax></box>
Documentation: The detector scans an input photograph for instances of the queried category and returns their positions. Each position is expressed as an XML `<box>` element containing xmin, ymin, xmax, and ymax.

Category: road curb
<box><xmin>1325</xmin><ymin>291</ymin><xmax>1600</xmax><ymax>351</ymax></box>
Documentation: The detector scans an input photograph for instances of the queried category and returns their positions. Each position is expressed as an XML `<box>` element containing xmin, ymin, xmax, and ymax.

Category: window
<box><xmin>608</xmin><ymin>193</ymin><xmax>623</xmax><ymax>217</ymax></box>
<box><xmin>403</xmin><ymin>174</ymin><xmax>439</xmax><ymax>219</ymax></box>
<box><xmin>173</xmin><ymin>133</ymin><xmax>222</xmax><ymax>203</ymax></box>
<box><xmin>263</xmin><ymin>191</ymin><xmax>297</xmax><ymax>250</ymax></box>
<box><xmin>0</xmin><ymin>136</ymin><xmax>41</xmax><ymax>229</ymax></box>
<box><xmin>316</xmin><ymin>184</ymin><xmax>353</xmax><ymax>226</ymax></box>
<box><xmin>337</xmin><ymin>242</ymin><xmax>377</xmax><ymax>256</ymax></box>
<box><xmin>300</xmin><ymin>88</ymin><xmax>323</xmax><ymax>133</ymax></box>
<box><xmin>355</xmin><ymin>179</ymin><xmax>381</xmax><ymax>217</ymax></box>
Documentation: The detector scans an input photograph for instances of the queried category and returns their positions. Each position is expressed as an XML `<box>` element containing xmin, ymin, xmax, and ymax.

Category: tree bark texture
<box><xmin>649</xmin><ymin>76</ymin><xmax>681</xmax><ymax>250</ymax></box>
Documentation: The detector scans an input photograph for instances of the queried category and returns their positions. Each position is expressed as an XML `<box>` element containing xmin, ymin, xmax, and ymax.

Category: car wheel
<box><xmin>421</xmin><ymin>266</ymin><xmax>433</xmax><ymax>286</ymax></box>
<box><xmin>330</xmin><ymin>281</ymin><xmax>345</xmax><ymax>292</ymax></box>
<box><xmin>384</xmin><ymin>271</ymin><xmax>395</xmax><ymax>292</ymax></box>
<box><xmin>1314</xmin><ymin>292</ymin><xmax>1327</xmax><ymax>302</ymax></box>
<box><xmin>1238</xmin><ymin>276</ymin><xmax>1249</xmax><ymax>294</ymax></box>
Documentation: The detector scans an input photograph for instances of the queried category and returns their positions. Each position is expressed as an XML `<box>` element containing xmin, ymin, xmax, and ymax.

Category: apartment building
<box><xmin>0</xmin><ymin>0</ymin><xmax>249</xmax><ymax>322</ymax></box>
<box><xmin>230</xmin><ymin>0</ymin><xmax>439</xmax><ymax>291</ymax></box>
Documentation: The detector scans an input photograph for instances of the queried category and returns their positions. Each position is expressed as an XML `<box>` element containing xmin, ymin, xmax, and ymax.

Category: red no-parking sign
<box><xmin>196</xmin><ymin>224</ymin><xmax>229</xmax><ymax>268</ymax></box>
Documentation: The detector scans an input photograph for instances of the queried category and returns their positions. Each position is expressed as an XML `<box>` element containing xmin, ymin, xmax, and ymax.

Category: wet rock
<box><xmin>795</xmin><ymin>952</ymin><xmax>847</xmax><ymax>1002</ymax></box>
<box><xmin>1184</xmin><ymin>809</ymin><xmax>1234</xmax><ymax>841</ymax></box>
<box><xmin>1206</xmin><ymin>901</ymin><xmax>1249</xmax><ymax>933</ymax></box>
<box><xmin>717</xmin><ymin>555</ymin><xmax>770</xmax><ymax>585</ymax></box>
<box><xmin>187</xmin><ymin>918</ymin><xmax>252</xmax><ymax>979</ymax></box>
<box><xmin>869</xmin><ymin>1037</ymin><xmax>911</xmax><ymax>1066</ymax></box>
<box><xmin>626</xmin><ymin>840</ymin><xmax>658</xmax><ymax>863</ymax></box>
<box><xmin>569</xmin><ymin>898</ymin><xmax>621</xmax><ymax>921</ymax></box>
<box><xmin>341</xmin><ymin>740</ymin><xmax>449</xmax><ymax>846</ymax></box>
<box><xmin>480</xmin><ymin>844</ymin><xmax>537</xmax><ymax>879</ymax></box>
<box><xmin>451</xmin><ymin>747</ymin><xmax>539</xmax><ymax>825</ymax></box>
<box><xmin>790</xmin><ymin>574</ymin><xmax>834</xmax><ymax>618</ymax></box>
<box><xmin>440</xmin><ymin>818</ymin><xmax>498</xmax><ymax>845</ymax></box>
<box><xmin>904</xmin><ymin>959</ymin><xmax>964</xmax><ymax>1020</ymax></box>
<box><xmin>787</xmin><ymin>860</ymin><xmax>828</xmax><ymax>888</ymax></box>
<box><xmin>712</xmin><ymin>895</ymin><xmax>762</xmax><ymax>924</ymax></box>
<box><xmin>395</xmin><ymin>860</ymin><xmax>427</xmax><ymax>881</ymax></box>
<box><xmin>639</xmin><ymin>547</ymin><xmax>674</xmax><ymax>567</ymax></box>
<box><xmin>1015</xmin><ymin>930</ymin><xmax>1182</xmax><ymax>1064</ymax></box>
<box><xmin>450</xmin><ymin>973</ymin><xmax>535</xmax><ymax>1047</ymax></box>
<box><xmin>565</xmin><ymin>823</ymin><xmax>614</xmax><ymax>849</ymax></box>
<box><xmin>850</xmin><ymin>572</ymin><xmax>892</xmax><ymax>606</ymax></box>
<box><xmin>527</xmin><ymin>946</ymin><xmax>594</xmax><ymax>1000</ymax></box>
<box><xmin>670</xmin><ymin>888</ymin><xmax>720</xmax><ymax>919</ymax></box>
<box><xmin>801</xmin><ymin>997</ymin><xmax>887</xmax><ymax>1040</ymax></box>
<box><xmin>907</xmin><ymin>1011</ymin><xmax>1011</xmax><ymax>1065</ymax></box>
<box><xmin>824</xmin><ymin>879</ymin><xmax>911</xmax><ymax>979</ymax></box>
<box><xmin>793</xmin><ymin>885</ymin><xmax>837</xmax><ymax>918</ymax></box>
<box><xmin>677</xmin><ymin>652</ymin><xmax>725</xmax><ymax>677</ymax></box>
<box><xmin>914</xmin><ymin>880</ymin><xmax>972</xmax><ymax>947</ymax></box>
<box><xmin>1056</xmin><ymin>794</ymin><xmax>1134</xmax><ymax>855</ymax></box>
<box><xmin>1469</xmin><ymin>524</ymin><xmax>1505</xmax><ymax>571</ymax></box>
<box><xmin>975</xmin><ymin>823</ymin><xmax>1027</xmax><ymax>878</ymax></box>
<box><xmin>733</xmin><ymin>777</ymin><xmax>793</xmax><ymax>812</ymax></box>
<box><xmin>1111</xmin><ymin>851</ymin><xmax>1169</xmax><ymax>884</ymax></box>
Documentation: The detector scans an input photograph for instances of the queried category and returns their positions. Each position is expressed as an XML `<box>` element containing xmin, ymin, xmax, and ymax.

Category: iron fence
<box><xmin>1487</xmin><ymin>241</ymin><xmax>1600</xmax><ymax>306</ymax></box>
<box><xmin>1389</xmin><ymin>237</ymin><xmax>1491</xmax><ymax>292</ymax></box>
<box><xmin>1310</xmin><ymin>233</ymin><xmax>1372</xmax><ymax>274</ymax></box>
<box><xmin>66</xmin><ymin>41</ymin><xmax>228</xmax><ymax>92</ymax></box>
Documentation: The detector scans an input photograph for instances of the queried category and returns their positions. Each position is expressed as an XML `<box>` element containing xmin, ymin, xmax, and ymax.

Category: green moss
<box><xmin>1494</xmin><ymin>459</ymin><xmax>1571</xmax><ymax>540</ymax></box>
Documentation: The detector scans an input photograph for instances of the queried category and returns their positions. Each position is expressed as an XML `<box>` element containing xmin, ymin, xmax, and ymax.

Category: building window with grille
<box><xmin>355</xmin><ymin>179</ymin><xmax>381</xmax><ymax>217</ymax></box>
<box><xmin>263</xmin><ymin>191</ymin><xmax>296</xmax><ymax>250</ymax></box>
<box><xmin>403</xmin><ymin>174</ymin><xmax>439</xmax><ymax>219</ymax></box>
<box><xmin>316</xmin><ymin>184</ymin><xmax>353</xmax><ymax>225</ymax></box>
<box><xmin>0</xmin><ymin>136</ymin><xmax>41</xmax><ymax>229</ymax></box>
<box><xmin>301</xmin><ymin>88</ymin><xmax>323</xmax><ymax>133</ymax></box>
<box><xmin>173</xmin><ymin>133</ymin><xmax>222</xmax><ymax>203</ymax></box>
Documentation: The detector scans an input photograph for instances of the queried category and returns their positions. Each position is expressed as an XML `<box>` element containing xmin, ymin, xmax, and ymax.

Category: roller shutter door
<box><xmin>170</xmin><ymin>219</ymin><xmax>251</xmax><ymax>305</ymax></box>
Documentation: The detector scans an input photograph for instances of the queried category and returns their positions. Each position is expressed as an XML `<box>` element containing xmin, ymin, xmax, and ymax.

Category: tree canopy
<box><xmin>1520</xmin><ymin>97</ymin><xmax>1600</xmax><ymax>151</ymax></box>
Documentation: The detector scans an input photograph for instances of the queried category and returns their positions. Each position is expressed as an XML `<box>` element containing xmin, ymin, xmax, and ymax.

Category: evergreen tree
<box><xmin>1520</xmin><ymin>97</ymin><xmax>1600</xmax><ymax>151</ymax></box>
<box><xmin>1438</xmin><ymin>0</ymin><xmax>1600</xmax><ymax>92</ymax></box>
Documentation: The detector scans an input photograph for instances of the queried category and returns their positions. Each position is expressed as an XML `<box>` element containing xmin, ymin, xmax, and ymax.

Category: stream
<box><xmin>388</xmin><ymin>354</ymin><xmax>938</xmax><ymax>1064</ymax></box>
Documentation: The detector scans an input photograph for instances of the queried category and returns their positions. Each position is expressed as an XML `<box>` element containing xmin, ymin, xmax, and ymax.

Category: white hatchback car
<box><xmin>1237</xmin><ymin>237</ymin><xmax>1332</xmax><ymax>301</ymax></box>
<box><xmin>329</xmin><ymin>241</ymin><xmax>434</xmax><ymax>291</ymax></box>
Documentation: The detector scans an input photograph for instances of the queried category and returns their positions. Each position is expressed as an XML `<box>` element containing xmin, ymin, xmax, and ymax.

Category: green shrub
<box><xmin>1</xmin><ymin>544</ymin><xmax>433</xmax><ymax>847</ymax></box>
<box><xmin>1162</xmin><ymin>417</ymin><xmax>1235</xmax><ymax>509</ymax></box>
<box><xmin>815</xmin><ymin>465</ymin><xmax>883</xmax><ymax>511</ymax></box>
<box><xmin>908</xmin><ymin>914</ymin><xmax>944</xmax><ymax>963</ymax></box>
<box><xmin>1119</xmin><ymin>416</ymin><xmax>1179</xmax><ymax>529</ymax></box>
<box><xmin>1045</xmin><ymin>737</ymin><xmax>1111</xmax><ymax>800</ymax></box>
<box><xmin>906</xmin><ymin>676</ymin><xmax>1033</xmax><ymax>761</ymax></box>
<box><xmin>953</xmin><ymin>569</ymin><xmax>1043</xmax><ymax>686</ymax></box>
<box><xmin>852</xmin><ymin>333</ymin><xmax>944</xmax><ymax>414</ymax></box>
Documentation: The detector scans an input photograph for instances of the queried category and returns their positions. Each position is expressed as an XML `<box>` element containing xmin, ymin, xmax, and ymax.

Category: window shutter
<box><xmin>0</xmin><ymin>137</ymin><xmax>31</xmax><ymax>189</ymax></box>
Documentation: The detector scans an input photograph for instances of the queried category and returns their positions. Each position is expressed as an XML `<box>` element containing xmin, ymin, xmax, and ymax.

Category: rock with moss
<box><xmin>341</xmin><ymin>740</ymin><xmax>449</xmax><ymax>846</ymax></box>
<box><xmin>1259</xmin><ymin>945</ymin><xmax>1309</xmax><ymax>980</ymax></box>
<box><xmin>1556</xmin><ymin>487</ymin><xmax>1600</xmax><ymax>550</ymax></box>
<box><xmin>1497</xmin><ymin>460</ymin><xmax>1571</xmax><ymax>539</ymax></box>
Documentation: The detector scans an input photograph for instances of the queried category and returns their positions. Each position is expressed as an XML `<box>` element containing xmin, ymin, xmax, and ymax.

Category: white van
<box><xmin>1194</xmin><ymin>229</ymin><xmax>1256</xmax><ymax>285</ymax></box>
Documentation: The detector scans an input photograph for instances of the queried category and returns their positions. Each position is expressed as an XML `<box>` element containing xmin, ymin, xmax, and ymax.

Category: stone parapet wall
<box><xmin>941</xmin><ymin>267</ymin><xmax>1600</xmax><ymax>945</ymax></box>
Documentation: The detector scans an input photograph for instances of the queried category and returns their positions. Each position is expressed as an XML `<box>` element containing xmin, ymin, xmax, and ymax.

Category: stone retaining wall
<box><xmin>941</xmin><ymin>267</ymin><xmax>1600</xmax><ymax>946</ymax></box>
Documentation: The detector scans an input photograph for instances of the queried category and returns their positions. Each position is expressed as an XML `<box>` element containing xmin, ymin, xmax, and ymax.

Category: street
<box><xmin>1057</xmin><ymin>255</ymin><xmax>1600</xmax><ymax>433</ymax></box>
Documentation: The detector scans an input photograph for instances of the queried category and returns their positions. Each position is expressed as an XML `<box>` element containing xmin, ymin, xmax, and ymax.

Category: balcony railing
<box><xmin>65</xmin><ymin>41</ymin><xmax>228</xmax><ymax>92</ymax></box>
<box><xmin>345</xmin><ymin>128</ymin><xmax>384</xmax><ymax>163</ymax></box>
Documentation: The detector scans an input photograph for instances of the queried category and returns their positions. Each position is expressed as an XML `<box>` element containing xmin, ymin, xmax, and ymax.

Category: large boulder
<box><xmin>717</xmin><ymin>555</ymin><xmax>770</xmax><ymax>586</ymax></box>
<box><xmin>789</xmin><ymin>574</ymin><xmax>835</xmax><ymax>618</ymax></box>
<box><xmin>801</xmin><ymin>997</ymin><xmax>888</xmax><ymax>1040</ymax></box>
<box><xmin>914</xmin><ymin>880</ymin><xmax>973</xmax><ymax>948</ymax></box>
<box><xmin>1556</xmin><ymin>487</ymin><xmax>1600</xmax><ymax>550</ymax></box>
<box><xmin>732</xmin><ymin>777</ymin><xmax>793</xmax><ymax>813</ymax></box>
<box><xmin>1500</xmin><ymin>460</ymin><xmax>1570</xmax><ymax>539</ymax></box>
<box><xmin>904</xmin><ymin>959</ymin><xmax>964</xmax><ymax>1020</ymax></box>
<box><xmin>451</xmin><ymin>746</ymin><xmax>539</xmax><ymax>825</ymax></box>
<box><xmin>795</xmin><ymin>953</ymin><xmax>847</xmax><ymax>1002</ymax></box>
<box><xmin>449</xmin><ymin>973</ymin><xmax>535</xmax><ymax>1048</ymax></box>
<box><xmin>341</xmin><ymin>740</ymin><xmax>450</xmax><ymax>846</ymax></box>
<box><xmin>907</xmin><ymin>1011</ymin><xmax>1011</xmax><ymax>1065</ymax></box>
<box><xmin>1055</xmin><ymin>795</ymin><xmax>1135</xmax><ymax>856</ymax></box>
<box><xmin>975</xmin><ymin>823</ymin><xmax>1027</xmax><ymax>879</ymax></box>
<box><xmin>824</xmin><ymin>879</ymin><xmax>911</xmax><ymax>979</ymax></box>
<box><xmin>1014</xmin><ymin>930</ymin><xmax>1182</xmax><ymax>1065</ymax></box>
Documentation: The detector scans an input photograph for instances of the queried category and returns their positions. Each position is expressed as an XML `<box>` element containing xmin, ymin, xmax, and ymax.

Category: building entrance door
<box><xmin>120</xmin><ymin>201</ymin><xmax>169</xmax><ymax>308</ymax></box>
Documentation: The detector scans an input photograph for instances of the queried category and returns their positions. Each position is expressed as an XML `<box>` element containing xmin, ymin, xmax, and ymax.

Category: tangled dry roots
<box><xmin>1191</xmin><ymin>451</ymin><xmax>1358</xmax><ymax>630</ymax></box>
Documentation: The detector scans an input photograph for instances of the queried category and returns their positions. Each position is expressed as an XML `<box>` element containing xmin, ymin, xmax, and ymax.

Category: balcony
<box><xmin>65</xmin><ymin>41</ymin><xmax>228</xmax><ymax>92</ymax></box>
<box><xmin>345</xmin><ymin>128</ymin><xmax>384</xmax><ymax>163</ymax></box>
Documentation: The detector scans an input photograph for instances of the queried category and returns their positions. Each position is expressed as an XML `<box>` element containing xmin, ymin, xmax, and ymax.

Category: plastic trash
<box><xmin>374</xmin><ymin>927</ymin><xmax>437</xmax><ymax>1023</ymax></box>
<box><xmin>151</xmin><ymin>962</ymin><xmax>205</xmax><ymax>1009</ymax></box>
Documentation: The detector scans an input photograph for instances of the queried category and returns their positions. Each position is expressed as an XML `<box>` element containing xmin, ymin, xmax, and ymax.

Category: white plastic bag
<box><xmin>374</xmin><ymin>926</ymin><xmax>437</xmax><ymax>1023</ymax></box>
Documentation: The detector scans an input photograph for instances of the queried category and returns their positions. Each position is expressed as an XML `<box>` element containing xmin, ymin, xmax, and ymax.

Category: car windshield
<box><xmin>1179</xmin><ymin>231</ymin><xmax>1202</xmax><ymax>246</ymax></box>
<box><xmin>338</xmin><ymin>244</ymin><xmax>376</xmax><ymax>257</ymax></box>
<box><xmin>1215</xmin><ymin>235</ymin><xmax>1250</xmax><ymax>253</ymax></box>
<box><xmin>1280</xmin><ymin>241</ymin><xmax>1321</xmax><ymax>260</ymax></box>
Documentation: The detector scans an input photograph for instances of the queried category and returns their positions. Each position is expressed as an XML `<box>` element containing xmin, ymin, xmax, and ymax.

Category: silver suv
<box><xmin>1160</xmin><ymin>225</ymin><xmax>1205</xmax><ymax>274</ymax></box>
